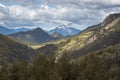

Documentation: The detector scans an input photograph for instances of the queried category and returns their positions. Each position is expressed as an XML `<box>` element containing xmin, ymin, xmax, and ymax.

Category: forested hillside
<box><xmin>0</xmin><ymin>43</ymin><xmax>120</xmax><ymax>80</ymax></box>
<box><xmin>0</xmin><ymin>34</ymin><xmax>36</xmax><ymax>64</ymax></box>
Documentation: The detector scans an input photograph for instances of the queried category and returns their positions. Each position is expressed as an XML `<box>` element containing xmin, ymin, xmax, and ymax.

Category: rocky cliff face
<box><xmin>101</xmin><ymin>13</ymin><xmax>120</xmax><ymax>26</ymax></box>
<box><xmin>76</xmin><ymin>14</ymin><xmax>120</xmax><ymax>58</ymax></box>
<box><xmin>87</xmin><ymin>13</ymin><xmax>120</xmax><ymax>44</ymax></box>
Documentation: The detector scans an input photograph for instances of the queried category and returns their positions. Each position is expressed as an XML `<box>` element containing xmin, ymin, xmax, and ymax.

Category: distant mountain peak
<box><xmin>51</xmin><ymin>32</ymin><xmax>64</xmax><ymax>38</ymax></box>
<box><xmin>30</xmin><ymin>27</ymin><xmax>44</xmax><ymax>33</ymax></box>
<box><xmin>57</xmin><ymin>25</ymin><xmax>68</xmax><ymax>29</ymax></box>
<box><xmin>33</xmin><ymin>27</ymin><xmax>42</xmax><ymax>31</ymax></box>
<box><xmin>48</xmin><ymin>26</ymin><xmax>81</xmax><ymax>36</ymax></box>
<box><xmin>9</xmin><ymin>27</ymin><xmax>56</xmax><ymax>45</ymax></box>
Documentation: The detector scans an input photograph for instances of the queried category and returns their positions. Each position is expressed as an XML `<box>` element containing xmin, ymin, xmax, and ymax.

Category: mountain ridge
<box><xmin>8</xmin><ymin>28</ymin><xmax>56</xmax><ymax>45</ymax></box>
<box><xmin>0</xmin><ymin>26</ymin><xmax>29</xmax><ymax>35</ymax></box>
<box><xmin>48</xmin><ymin>26</ymin><xmax>81</xmax><ymax>36</ymax></box>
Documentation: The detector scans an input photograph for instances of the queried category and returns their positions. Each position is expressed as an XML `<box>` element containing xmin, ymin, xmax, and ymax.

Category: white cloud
<box><xmin>46</xmin><ymin>0</ymin><xmax>120</xmax><ymax>5</ymax></box>
<box><xmin>0</xmin><ymin>0</ymin><xmax>120</xmax><ymax>30</ymax></box>
<box><xmin>102</xmin><ymin>0</ymin><xmax>120</xmax><ymax>5</ymax></box>
<box><xmin>9</xmin><ymin>5</ymin><xmax>37</xmax><ymax>20</ymax></box>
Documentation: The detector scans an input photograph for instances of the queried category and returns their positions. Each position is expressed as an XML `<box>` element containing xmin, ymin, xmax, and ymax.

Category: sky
<box><xmin>0</xmin><ymin>0</ymin><xmax>120</xmax><ymax>30</ymax></box>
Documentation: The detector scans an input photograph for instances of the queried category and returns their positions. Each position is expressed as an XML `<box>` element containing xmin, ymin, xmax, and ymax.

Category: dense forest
<box><xmin>0</xmin><ymin>43</ymin><xmax>120</xmax><ymax>80</ymax></box>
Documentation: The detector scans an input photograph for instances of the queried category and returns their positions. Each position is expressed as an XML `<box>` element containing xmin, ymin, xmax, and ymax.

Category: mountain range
<box><xmin>0</xmin><ymin>25</ymin><xmax>81</xmax><ymax>45</ymax></box>
<box><xmin>48</xmin><ymin>26</ymin><xmax>81</xmax><ymax>36</ymax></box>
<box><xmin>0</xmin><ymin>25</ymin><xmax>81</xmax><ymax>36</ymax></box>
<box><xmin>0</xmin><ymin>12</ymin><xmax>120</xmax><ymax>80</ymax></box>
<box><xmin>0</xmin><ymin>13</ymin><xmax>120</xmax><ymax>63</ymax></box>
<box><xmin>8</xmin><ymin>28</ymin><xmax>56</xmax><ymax>45</ymax></box>
<box><xmin>35</xmin><ymin>13</ymin><xmax>120</xmax><ymax>59</ymax></box>
<box><xmin>0</xmin><ymin>26</ymin><xmax>29</xmax><ymax>35</ymax></box>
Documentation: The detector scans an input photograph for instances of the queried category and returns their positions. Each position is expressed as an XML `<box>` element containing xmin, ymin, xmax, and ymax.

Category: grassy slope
<box><xmin>68</xmin><ymin>16</ymin><xmax>120</xmax><ymax>58</ymax></box>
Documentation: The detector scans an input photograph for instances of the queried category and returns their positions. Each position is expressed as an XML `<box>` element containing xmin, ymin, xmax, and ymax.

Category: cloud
<box><xmin>46</xmin><ymin>0</ymin><xmax>120</xmax><ymax>6</ymax></box>
<box><xmin>0</xmin><ymin>0</ymin><xmax>120</xmax><ymax>30</ymax></box>
<box><xmin>0</xmin><ymin>0</ymin><xmax>35</xmax><ymax>5</ymax></box>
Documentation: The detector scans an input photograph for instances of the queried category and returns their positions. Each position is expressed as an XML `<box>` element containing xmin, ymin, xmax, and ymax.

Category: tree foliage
<box><xmin>0</xmin><ymin>44</ymin><xmax>120</xmax><ymax>80</ymax></box>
